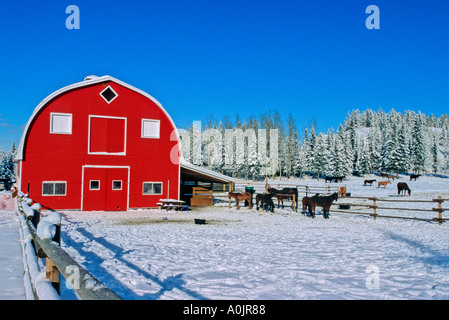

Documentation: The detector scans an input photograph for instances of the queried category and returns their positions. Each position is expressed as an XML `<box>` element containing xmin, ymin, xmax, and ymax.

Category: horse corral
<box><xmin>223</xmin><ymin>174</ymin><xmax>448</xmax><ymax>224</ymax></box>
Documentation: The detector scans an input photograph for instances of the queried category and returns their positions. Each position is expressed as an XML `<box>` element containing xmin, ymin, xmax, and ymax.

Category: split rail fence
<box><xmin>16</xmin><ymin>192</ymin><xmax>122</xmax><ymax>300</ymax></box>
<box><xmin>332</xmin><ymin>196</ymin><xmax>448</xmax><ymax>225</ymax></box>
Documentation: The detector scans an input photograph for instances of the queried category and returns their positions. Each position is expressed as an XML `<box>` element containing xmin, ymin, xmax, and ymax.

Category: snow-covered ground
<box><xmin>0</xmin><ymin>193</ymin><xmax>26</xmax><ymax>300</ymax></box>
<box><xmin>56</xmin><ymin>174</ymin><xmax>449</xmax><ymax>300</ymax></box>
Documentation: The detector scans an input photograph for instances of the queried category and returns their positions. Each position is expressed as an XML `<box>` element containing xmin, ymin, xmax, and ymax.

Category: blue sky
<box><xmin>0</xmin><ymin>0</ymin><xmax>448</xmax><ymax>151</ymax></box>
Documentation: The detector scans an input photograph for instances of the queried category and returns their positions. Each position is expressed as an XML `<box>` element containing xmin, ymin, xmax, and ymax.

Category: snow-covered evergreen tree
<box><xmin>411</xmin><ymin>115</ymin><xmax>426</xmax><ymax>173</ymax></box>
<box><xmin>191</xmin><ymin>121</ymin><xmax>202</xmax><ymax>166</ymax></box>
<box><xmin>431</xmin><ymin>136</ymin><xmax>439</xmax><ymax>174</ymax></box>
<box><xmin>355</xmin><ymin>139</ymin><xmax>372</xmax><ymax>175</ymax></box>
<box><xmin>0</xmin><ymin>143</ymin><xmax>17</xmax><ymax>181</ymax></box>
<box><xmin>386</xmin><ymin>125</ymin><xmax>409</xmax><ymax>175</ymax></box>
<box><xmin>245</xmin><ymin>127</ymin><xmax>259</xmax><ymax>180</ymax></box>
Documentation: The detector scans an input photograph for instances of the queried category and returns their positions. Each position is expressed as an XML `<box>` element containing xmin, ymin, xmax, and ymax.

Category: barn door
<box><xmin>83</xmin><ymin>167</ymin><xmax>128</xmax><ymax>211</ymax></box>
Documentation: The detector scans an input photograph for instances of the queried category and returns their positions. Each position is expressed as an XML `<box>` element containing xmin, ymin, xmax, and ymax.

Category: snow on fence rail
<box><xmin>331</xmin><ymin>196</ymin><xmax>448</xmax><ymax>225</ymax></box>
<box><xmin>16</xmin><ymin>192</ymin><xmax>122</xmax><ymax>300</ymax></box>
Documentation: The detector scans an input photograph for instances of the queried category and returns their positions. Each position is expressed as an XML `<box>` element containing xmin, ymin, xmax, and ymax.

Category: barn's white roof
<box><xmin>180</xmin><ymin>158</ymin><xmax>235</xmax><ymax>183</ymax></box>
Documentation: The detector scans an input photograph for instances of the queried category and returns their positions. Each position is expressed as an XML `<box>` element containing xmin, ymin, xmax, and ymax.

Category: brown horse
<box><xmin>256</xmin><ymin>193</ymin><xmax>274</xmax><ymax>212</ymax></box>
<box><xmin>267</xmin><ymin>187</ymin><xmax>298</xmax><ymax>212</ymax></box>
<box><xmin>397</xmin><ymin>182</ymin><xmax>411</xmax><ymax>196</ymax></box>
<box><xmin>307</xmin><ymin>192</ymin><xmax>338</xmax><ymax>219</ymax></box>
<box><xmin>302</xmin><ymin>194</ymin><xmax>319</xmax><ymax>216</ymax></box>
<box><xmin>364</xmin><ymin>179</ymin><xmax>376</xmax><ymax>186</ymax></box>
<box><xmin>377</xmin><ymin>181</ymin><xmax>391</xmax><ymax>188</ymax></box>
<box><xmin>228</xmin><ymin>192</ymin><xmax>252</xmax><ymax>209</ymax></box>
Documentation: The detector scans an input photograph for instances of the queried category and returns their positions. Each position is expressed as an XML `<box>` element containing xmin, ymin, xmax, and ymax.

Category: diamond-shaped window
<box><xmin>100</xmin><ymin>86</ymin><xmax>118</xmax><ymax>103</ymax></box>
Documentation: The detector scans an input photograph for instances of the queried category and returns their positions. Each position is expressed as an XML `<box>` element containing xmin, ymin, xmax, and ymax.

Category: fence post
<box><xmin>438</xmin><ymin>196</ymin><xmax>443</xmax><ymax>225</ymax></box>
<box><xmin>372</xmin><ymin>197</ymin><xmax>377</xmax><ymax>220</ymax></box>
<box><xmin>292</xmin><ymin>194</ymin><xmax>296</xmax><ymax>212</ymax></box>
<box><xmin>47</xmin><ymin>212</ymin><xmax>61</xmax><ymax>293</ymax></box>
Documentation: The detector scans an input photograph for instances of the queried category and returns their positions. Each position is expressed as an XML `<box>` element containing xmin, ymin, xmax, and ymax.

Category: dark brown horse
<box><xmin>301</xmin><ymin>194</ymin><xmax>320</xmax><ymax>216</ymax></box>
<box><xmin>256</xmin><ymin>193</ymin><xmax>274</xmax><ymax>212</ymax></box>
<box><xmin>410</xmin><ymin>174</ymin><xmax>421</xmax><ymax>181</ymax></box>
<box><xmin>307</xmin><ymin>192</ymin><xmax>339</xmax><ymax>219</ymax></box>
<box><xmin>267</xmin><ymin>187</ymin><xmax>298</xmax><ymax>212</ymax></box>
<box><xmin>397</xmin><ymin>182</ymin><xmax>411</xmax><ymax>196</ymax></box>
<box><xmin>228</xmin><ymin>192</ymin><xmax>252</xmax><ymax>209</ymax></box>
<box><xmin>363</xmin><ymin>179</ymin><xmax>376</xmax><ymax>186</ymax></box>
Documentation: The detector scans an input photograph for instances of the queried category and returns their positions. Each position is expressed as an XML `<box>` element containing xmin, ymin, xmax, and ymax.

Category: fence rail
<box><xmin>16</xmin><ymin>192</ymin><xmax>122</xmax><ymax>300</ymax></box>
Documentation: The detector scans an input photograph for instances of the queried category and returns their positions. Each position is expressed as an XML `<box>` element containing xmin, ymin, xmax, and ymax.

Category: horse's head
<box><xmin>267</xmin><ymin>188</ymin><xmax>275</xmax><ymax>194</ymax></box>
<box><xmin>333</xmin><ymin>192</ymin><xmax>339</xmax><ymax>201</ymax></box>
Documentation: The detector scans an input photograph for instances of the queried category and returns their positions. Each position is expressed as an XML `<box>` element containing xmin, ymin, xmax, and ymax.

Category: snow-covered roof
<box><xmin>180</xmin><ymin>158</ymin><xmax>235</xmax><ymax>184</ymax></box>
<box><xmin>15</xmin><ymin>75</ymin><xmax>180</xmax><ymax>161</ymax></box>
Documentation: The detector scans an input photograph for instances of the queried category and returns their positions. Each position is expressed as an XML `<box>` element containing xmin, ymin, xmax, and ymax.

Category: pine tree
<box><xmin>191</xmin><ymin>121</ymin><xmax>202</xmax><ymax>166</ymax></box>
<box><xmin>356</xmin><ymin>139</ymin><xmax>372</xmax><ymax>175</ymax></box>
<box><xmin>411</xmin><ymin>115</ymin><xmax>426</xmax><ymax>173</ymax></box>
<box><xmin>311</xmin><ymin>134</ymin><xmax>329</xmax><ymax>178</ymax></box>
<box><xmin>246</xmin><ymin>126</ymin><xmax>260</xmax><ymax>180</ymax></box>
<box><xmin>0</xmin><ymin>143</ymin><xmax>17</xmax><ymax>181</ymax></box>
<box><xmin>431</xmin><ymin>136</ymin><xmax>439</xmax><ymax>175</ymax></box>
<box><xmin>389</xmin><ymin>125</ymin><xmax>409</xmax><ymax>175</ymax></box>
<box><xmin>329</xmin><ymin>135</ymin><xmax>347</xmax><ymax>176</ymax></box>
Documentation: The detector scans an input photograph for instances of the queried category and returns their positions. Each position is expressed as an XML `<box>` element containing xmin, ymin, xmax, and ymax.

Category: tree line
<box><xmin>179</xmin><ymin>108</ymin><xmax>449</xmax><ymax>180</ymax></box>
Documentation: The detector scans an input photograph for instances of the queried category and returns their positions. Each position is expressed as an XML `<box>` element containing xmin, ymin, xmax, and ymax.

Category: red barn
<box><xmin>14</xmin><ymin>76</ymin><xmax>190</xmax><ymax>211</ymax></box>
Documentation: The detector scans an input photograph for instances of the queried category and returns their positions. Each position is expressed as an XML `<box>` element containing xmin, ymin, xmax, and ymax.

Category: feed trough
<box><xmin>338</xmin><ymin>204</ymin><xmax>351</xmax><ymax>210</ymax></box>
<box><xmin>194</xmin><ymin>218</ymin><xmax>207</xmax><ymax>225</ymax></box>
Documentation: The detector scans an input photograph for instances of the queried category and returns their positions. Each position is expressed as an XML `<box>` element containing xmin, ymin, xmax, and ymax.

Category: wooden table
<box><xmin>157</xmin><ymin>199</ymin><xmax>187</xmax><ymax>211</ymax></box>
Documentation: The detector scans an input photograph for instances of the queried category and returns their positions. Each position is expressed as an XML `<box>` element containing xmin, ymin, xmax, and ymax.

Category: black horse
<box><xmin>397</xmin><ymin>182</ymin><xmax>411</xmax><ymax>196</ymax></box>
<box><xmin>256</xmin><ymin>193</ymin><xmax>275</xmax><ymax>212</ymax></box>
<box><xmin>410</xmin><ymin>174</ymin><xmax>421</xmax><ymax>181</ymax></box>
<box><xmin>325</xmin><ymin>176</ymin><xmax>344</xmax><ymax>183</ymax></box>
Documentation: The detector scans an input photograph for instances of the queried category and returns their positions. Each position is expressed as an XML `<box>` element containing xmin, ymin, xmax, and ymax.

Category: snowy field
<box><xmin>56</xmin><ymin>174</ymin><xmax>449</xmax><ymax>300</ymax></box>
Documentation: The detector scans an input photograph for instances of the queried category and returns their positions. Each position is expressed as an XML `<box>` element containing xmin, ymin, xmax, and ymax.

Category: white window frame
<box><xmin>112</xmin><ymin>180</ymin><xmax>122</xmax><ymax>190</ymax></box>
<box><xmin>142</xmin><ymin>182</ymin><xmax>163</xmax><ymax>195</ymax></box>
<box><xmin>42</xmin><ymin>181</ymin><xmax>67</xmax><ymax>196</ymax></box>
<box><xmin>141</xmin><ymin>119</ymin><xmax>160</xmax><ymax>139</ymax></box>
<box><xmin>100</xmin><ymin>85</ymin><xmax>119</xmax><ymax>104</ymax></box>
<box><xmin>89</xmin><ymin>180</ymin><xmax>100</xmax><ymax>191</ymax></box>
<box><xmin>50</xmin><ymin>113</ymin><xmax>72</xmax><ymax>134</ymax></box>
<box><xmin>88</xmin><ymin>115</ymin><xmax>127</xmax><ymax>155</ymax></box>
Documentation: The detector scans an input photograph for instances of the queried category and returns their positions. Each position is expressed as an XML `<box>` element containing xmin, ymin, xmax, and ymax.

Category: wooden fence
<box><xmin>16</xmin><ymin>192</ymin><xmax>122</xmax><ymax>300</ymax></box>
<box><xmin>331</xmin><ymin>196</ymin><xmax>448</xmax><ymax>225</ymax></box>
